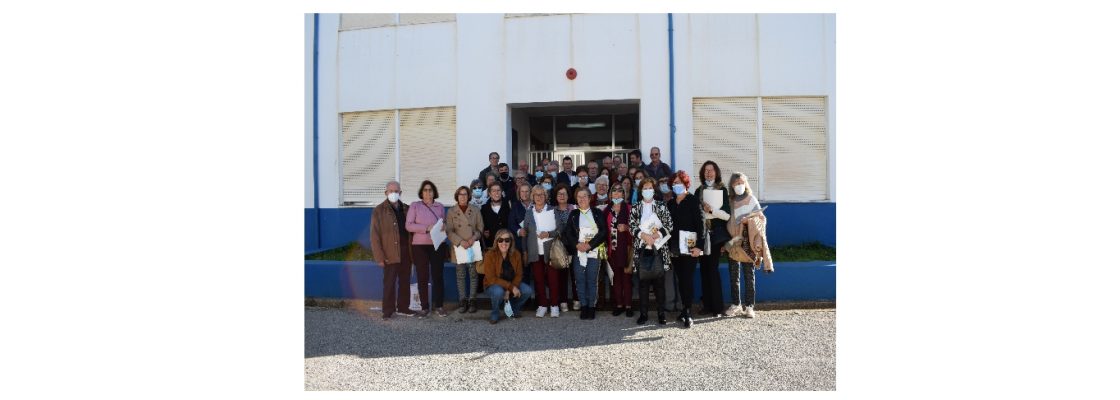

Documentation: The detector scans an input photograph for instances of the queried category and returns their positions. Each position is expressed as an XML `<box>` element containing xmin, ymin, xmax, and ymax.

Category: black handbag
<box><xmin>637</xmin><ymin>248</ymin><xmax>664</xmax><ymax>280</ymax></box>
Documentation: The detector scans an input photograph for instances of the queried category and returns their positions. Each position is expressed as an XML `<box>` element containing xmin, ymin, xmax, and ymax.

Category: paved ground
<box><xmin>305</xmin><ymin>305</ymin><xmax>835</xmax><ymax>391</ymax></box>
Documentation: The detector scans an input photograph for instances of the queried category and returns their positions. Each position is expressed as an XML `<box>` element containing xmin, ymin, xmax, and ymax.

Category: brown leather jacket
<box><xmin>482</xmin><ymin>247</ymin><xmax>524</xmax><ymax>291</ymax></box>
<box><xmin>370</xmin><ymin>199</ymin><xmax>410</xmax><ymax>265</ymax></box>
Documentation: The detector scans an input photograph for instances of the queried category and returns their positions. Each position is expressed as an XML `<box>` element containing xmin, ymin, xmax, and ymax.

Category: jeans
<box><xmin>486</xmin><ymin>283</ymin><xmax>535</xmax><ymax>322</ymax></box>
<box><xmin>728</xmin><ymin>261</ymin><xmax>756</xmax><ymax>307</ymax></box>
<box><xmin>571</xmin><ymin>256</ymin><xmax>601</xmax><ymax>308</ymax></box>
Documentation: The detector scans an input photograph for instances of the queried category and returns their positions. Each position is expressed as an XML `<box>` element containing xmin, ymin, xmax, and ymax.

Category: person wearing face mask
<box><xmin>497</xmin><ymin>163</ymin><xmax>517</xmax><ymax>204</ymax></box>
<box><xmin>666</xmin><ymin>170</ymin><xmax>705</xmax><ymax>328</ymax></box>
<box><xmin>448</xmin><ymin>185</ymin><xmax>485</xmax><ymax>314</ymax></box>
<box><xmin>481</xmin><ymin>182</ymin><xmax>512</xmax><ymax>249</ymax></box>
<box><xmin>695</xmin><ymin>161</ymin><xmax>732</xmax><ymax>318</ymax></box>
<box><xmin>405</xmin><ymin>180</ymin><xmax>448</xmax><ymax>317</ymax></box>
<box><xmin>550</xmin><ymin>182</ymin><xmax>576</xmax><ymax>313</ymax></box>
<box><xmin>469</xmin><ymin>179</ymin><xmax>488</xmax><ymax>208</ymax></box>
<box><xmin>605</xmin><ymin>184</ymin><xmax>634</xmax><ymax>317</ymax></box>
<box><xmin>369</xmin><ymin>181</ymin><xmax>415</xmax><ymax>320</ymax></box>
<box><xmin>628</xmin><ymin>177</ymin><xmax>674</xmax><ymax>325</ymax></box>
<box><xmin>654</xmin><ymin>175</ymin><xmax>681</xmax><ymax>311</ymax></box>
<box><xmin>594</xmin><ymin>175</ymin><xmax>611</xmax><ymax>210</ymax></box>
<box><xmin>538</xmin><ymin>174</ymin><xmax>555</xmax><ymax>195</ymax></box>
<box><xmin>725</xmin><ymin>172</ymin><xmax>771</xmax><ymax>319</ymax></box>
<box><xmin>560</xmin><ymin>187</ymin><xmax>608</xmax><ymax>320</ymax></box>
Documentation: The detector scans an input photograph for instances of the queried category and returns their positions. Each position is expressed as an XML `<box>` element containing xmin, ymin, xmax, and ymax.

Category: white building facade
<box><xmin>305</xmin><ymin>13</ymin><xmax>836</xmax><ymax>251</ymax></box>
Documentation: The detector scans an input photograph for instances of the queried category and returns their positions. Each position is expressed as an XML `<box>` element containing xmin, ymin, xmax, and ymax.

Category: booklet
<box><xmin>679</xmin><ymin>231</ymin><xmax>697</xmax><ymax>254</ymax></box>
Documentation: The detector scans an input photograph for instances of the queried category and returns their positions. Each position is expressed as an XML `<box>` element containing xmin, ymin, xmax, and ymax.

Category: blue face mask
<box><xmin>642</xmin><ymin>189</ymin><xmax>655</xmax><ymax>200</ymax></box>
<box><xmin>542</xmin><ymin>183</ymin><xmax>553</xmax><ymax>192</ymax></box>
<box><xmin>659</xmin><ymin>184</ymin><xmax>671</xmax><ymax>193</ymax></box>
<box><xmin>672</xmin><ymin>184</ymin><xmax>687</xmax><ymax>195</ymax></box>
<box><xmin>550</xmin><ymin>172</ymin><xmax>557</xmax><ymax>178</ymax></box>
<box><xmin>535</xmin><ymin>171</ymin><xmax>544</xmax><ymax>179</ymax></box>
<box><xmin>611</xmin><ymin>198</ymin><xmax>623</xmax><ymax>205</ymax></box>
<box><xmin>472</xmin><ymin>188</ymin><xmax>483</xmax><ymax>198</ymax></box>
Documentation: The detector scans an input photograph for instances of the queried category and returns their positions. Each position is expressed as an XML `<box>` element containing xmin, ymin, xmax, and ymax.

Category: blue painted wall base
<box><xmin>305</xmin><ymin>202</ymin><xmax>835</xmax><ymax>253</ymax></box>
<box><xmin>306</xmin><ymin>260</ymin><xmax>835</xmax><ymax>303</ymax></box>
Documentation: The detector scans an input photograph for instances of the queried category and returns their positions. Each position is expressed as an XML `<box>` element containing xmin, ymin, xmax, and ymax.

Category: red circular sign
<box><xmin>566</xmin><ymin>68</ymin><xmax>577</xmax><ymax>80</ymax></box>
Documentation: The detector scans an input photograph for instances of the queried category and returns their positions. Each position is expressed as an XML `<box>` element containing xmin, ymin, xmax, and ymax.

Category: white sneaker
<box><xmin>573</xmin><ymin>301</ymin><xmax>581</xmax><ymax>311</ymax></box>
<box><xmin>535</xmin><ymin>306</ymin><xmax>548</xmax><ymax>318</ymax></box>
<box><xmin>723</xmin><ymin>305</ymin><xmax>741</xmax><ymax>317</ymax></box>
<box><xmin>742</xmin><ymin>305</ymin><xmax>755</xmax><ymax>318</ymax></box>
<box><xmin>560</xmin><ymin>303</ymin><xmax>569</xmax><ymax>312</ymax></box>
<box><xmin>550</xmin><ymin>306</ymin><xmax>560</xmax><ymax>317</ymax></box>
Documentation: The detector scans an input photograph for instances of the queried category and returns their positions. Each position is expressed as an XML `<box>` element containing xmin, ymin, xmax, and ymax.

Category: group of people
<box><xmin>369</xmin><ymin>147</ymin><xmax>773</xmax><ymax>327</ymax></box>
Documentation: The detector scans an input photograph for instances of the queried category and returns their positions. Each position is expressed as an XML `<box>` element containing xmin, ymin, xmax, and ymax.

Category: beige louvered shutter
<box><xmin>692</xmin><ymin>97</ymin><xmax>760</xmax><ymax>194</ymax></box>
<box><xmin>398</xmin><ymin>14</ymin><xmax>456</xmax><ymax>25</ymax></box>
<box><xmin>761</xmin><ymin>97</ymin><xmax>828</xmax><ymax>201</ymax></box>
<box><xmin>340</xmin><ymin>14</ymin><xmax>397</xmax><ymax>30</ymax></box>
<box><xmin>399</xmin><ymin>107</ymin><xmax>457</xmax><ymax>206</ymax></box>
<box><xmin>341</xmin><ymin>110</ymin><xmax>398</xmax><ymax>205</ymax></box>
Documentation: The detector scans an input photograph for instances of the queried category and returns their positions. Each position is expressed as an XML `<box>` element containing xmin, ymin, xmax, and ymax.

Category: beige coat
<box><xmin>445</xmin><ymin>204</ymin><xmax>484</xmax><ymax>264</ymax></box>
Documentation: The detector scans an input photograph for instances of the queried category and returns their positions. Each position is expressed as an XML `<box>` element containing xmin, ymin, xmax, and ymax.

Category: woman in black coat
<box><xmin>560</xmin><ymin>187</ymin><xmax>608</xmax><ymax>320</ymax></box>
<box><xmin>666</xmin><ymin>170</ymin><xmax>705</xmax><ymax>328</ymax></box>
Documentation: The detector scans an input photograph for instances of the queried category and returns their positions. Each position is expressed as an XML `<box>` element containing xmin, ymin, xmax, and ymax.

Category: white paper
<box><xmin>429</xmin><ymin>219</ymin><xmax>446</xmax><ymax>250</ymax></box>
<box><xmin>533</xmin><ymin>209</ymin><xmax>556</xmax><ymax>250</ymax></box>
<box><xmin>654</xmin><ymin>231</ymin><xmax>672</xmax><ymax>250</ymax></box>
<box><xmin>454</xmin><ymin>241</ymin><xmax>484</xmax><ymax>263</ymax></box>
<box><xmin>703</xmin><ymin>189</ymin><xmax>724</xmax><ymax>213</ymax></box>
<box><xmin>679</xmin><ymin>231</ymin><xmax>697</xmax><ymax>254</ymax></box>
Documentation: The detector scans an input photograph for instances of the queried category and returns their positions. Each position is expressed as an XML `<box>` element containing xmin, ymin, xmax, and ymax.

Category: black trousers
<box><xmin>638</xmin><ymin>275</ymin><xmax>666</xmax><ymax>314</ymax></box>
<box><xmin>382</xmin><ymin>263</ymin><xmax>411</xmax><ymax>316</ymax></box>
<box><xmin>698</xmin><ymin>250</ymin><xmax>726</xmax><ymax>314</ymax></box>
<box><xmin>411</xmin><ymin>244</ymin><xmax>446</xmax><ymax>308</ymax></box>
<box><xmin>672</xmin><ymin>255</ymin><xmax>699</xmax><ymax>309</ymax></box>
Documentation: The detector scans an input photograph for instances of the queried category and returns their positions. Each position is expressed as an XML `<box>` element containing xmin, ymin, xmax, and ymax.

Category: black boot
<box><xmin>636</xmin><ymin>312</ymin><xmax>649</xmax><ymax>325</ymax></box>
<box><xmin>625</xmin><ymin>308</ymin><xmax>635</xmax><ymax>317</ymax></box>
<box><xmin>683</xmin><ymin>309</ymin><xmax>694</xmax><ymax>329</ymax></box>
<box><xmin>657</xmin><ymin>311</ymin><xmax>667</xmax><ymax>325</ymax></box>
<box><xmin>457</xmin><ymin>299</ymin><xmax>468</xmax><ymax>314</ymax></box>
<box><xmin>467</xmin><ymin>299</ymin><xmax>478</xmax><ymax>313</ymax></box>
<box><xmin>588</xmin><ymin>306</ymin><xmax>596</xmax><ymax>320</ymax></box>
<box><xmin>580</xmin><ymin>308</ymin><xmax>589</xmax><ymax>320</ymax></box>
<box><xmin>612</xmin><ymin>307</ymin><xmax>624</xmax><ymax>316</ymax></box>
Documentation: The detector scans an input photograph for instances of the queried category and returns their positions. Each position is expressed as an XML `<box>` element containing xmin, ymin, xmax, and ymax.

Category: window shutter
<box><xmin>692</xmin><ymin>97</ymin><xmax>760</xmax><ymax>194</ymax></box>
<box><xmin>399</xmin><ymin>107</ymin><xmax>457</xmax><ymax>206</ymax></box>
<box><xmin>398</xmin><ymin>14</ymin><xmax>456</xmax><ymax>25</ymax></box>
<box><xmin>339</xmin><ymin>14</ymin><xmax>397</xmax><ymax>31</ymax></box>
<box><xmin>761</xmin><ymin>97</ymin><xmax>828</xmax><ymax>201</ymax></box>
<box><xmin>341</xmin><ymin>110</ymin><xmax>397</xmax><ymax>205</ymax></box>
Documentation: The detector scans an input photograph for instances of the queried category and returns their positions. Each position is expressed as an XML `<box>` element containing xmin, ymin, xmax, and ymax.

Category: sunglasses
<box><xmin>497</xmin><ymin>237</ymin><xmax>512</xmax><ymax>243</ymax></box>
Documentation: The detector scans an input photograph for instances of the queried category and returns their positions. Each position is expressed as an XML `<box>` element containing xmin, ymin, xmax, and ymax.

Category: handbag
<box><xmin>636</xmin><ymin>249</ymin><xmax>664</xmax><ymax>280</ymax></box>
<box><xmin>548</xmin><ymin>237</ymin><xmax>570</xmax><ymax>269</ymax></box>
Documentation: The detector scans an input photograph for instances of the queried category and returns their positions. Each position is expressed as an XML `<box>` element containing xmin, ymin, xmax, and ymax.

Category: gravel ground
<box><xmin>305</xmin><ymin>306</ymin><xmax>835</xmax><ymax>391</ymax></box>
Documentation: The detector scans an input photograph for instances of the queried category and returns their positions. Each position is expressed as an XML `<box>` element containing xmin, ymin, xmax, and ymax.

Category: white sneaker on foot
<box><xmin>550</xmin><ymin>306</ymin><xmax>560</xmax><ymax>317</ymax></box>
<box><xmin>742</xmin><ymin>305</ymin><xmax>755</xmax><ymax>318</ymax></box>
<box><xmin>560</xmin><ymin>303</ymin><xmax>569</xmax><ymax>312</ymax></box>
<box><xmin>723</xmin><ymin>305</ymin><xmax>741</xmax><ymax>317</ymax></box>
<box><xmin>573</xmin><ymin>301</ymin><xmax>581</xmax><ymax>311</ymax></box>
<box><xmin>535</xmin><ymin>306</ymin><xmax>547</xmax><ymax>318</ymax></box>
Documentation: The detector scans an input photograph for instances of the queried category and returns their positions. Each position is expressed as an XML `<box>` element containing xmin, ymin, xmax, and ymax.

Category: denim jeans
<box><xmin>571</xmin><ymin>257</ymin><xmax>601</xmax><ymax>308</ymax></box>
<box><xmin>485</xmin><ymin>283</ymin><xmax>535</xmax><ymax>322</ymax></box>
<box><xmin>728</xmin><ymin>261</ymin><xmax>756</xmax><ymax>307</ymax></box>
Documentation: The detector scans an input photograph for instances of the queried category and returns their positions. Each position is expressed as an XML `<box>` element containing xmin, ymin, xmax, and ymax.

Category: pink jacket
<box><xmin>405</xmin><ymin>201</ymin><xmax>446</xmax><ymax>245</ymax></box>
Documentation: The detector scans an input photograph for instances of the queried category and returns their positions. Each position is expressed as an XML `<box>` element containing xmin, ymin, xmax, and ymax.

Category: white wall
<box><xmin>317</xmin><ymin>13</ymin><xmax>341</xmax><ymax>208</ymax></box>
<box><xmin>310</xmin><ymin>13</ymin><xmax>837</xmax><ymax>207</ymax></box>
<box><xmin>305</xmin><ymin>14</ymin><xmax>315</xmax><ymax>209</ymax></box>
<box><xmin>457</xmin><ymin>14</ymin><xmax>507</xmax><ymax>185</ymax></box>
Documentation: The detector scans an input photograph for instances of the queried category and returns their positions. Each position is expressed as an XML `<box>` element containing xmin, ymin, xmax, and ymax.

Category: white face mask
<box><xmin>734</xmin><ymin>184</ymin><xmax>747</xmax><ymax>195</ymax></box>
<box><xmin>588</xmin><ymin>184</ymin><xmax>597</xmax><ymax>195</ymax></box>
<box><xmin>642</xmin><ymin>189</ymin><xmax>655</xmax><ymax>200</ymax></box>
<box><xmin>387</xmin><ymin>192</ymin><xmax>400</xmax><ymax>203</ymax></box>
<box><xmin>597</xmin><ymin>193</ymin><xmax>608</xmax><ymax>200</ymax></box>
<box><xmin>705</xmin><ymin>180</ymin><xmax>714</xmax><ymax>187</ymax></box>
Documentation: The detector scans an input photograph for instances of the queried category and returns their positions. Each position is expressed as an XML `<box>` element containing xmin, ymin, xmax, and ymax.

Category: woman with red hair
<box><xmin>667</xmin><ymin>170</ymin><xmax>705</xmax><ymax>328</ymax></box>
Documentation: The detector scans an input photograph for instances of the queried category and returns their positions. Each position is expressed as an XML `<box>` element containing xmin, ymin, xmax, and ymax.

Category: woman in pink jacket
<box><xmin>406</xmin><ymin>180</ymin><xmax>448</xmax><ymax>317</ymax></box>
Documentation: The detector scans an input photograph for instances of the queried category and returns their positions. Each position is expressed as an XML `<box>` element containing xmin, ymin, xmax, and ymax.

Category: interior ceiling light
<box><xmin>566</xmin><ymin>122</ymin><xmax>606</xmax><ymax>129</ymax></box>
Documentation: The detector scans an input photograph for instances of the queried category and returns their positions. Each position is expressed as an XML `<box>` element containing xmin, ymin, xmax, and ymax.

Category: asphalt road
<box><xmin>305</xmin><ymin>306</ymin><xmax>835</xmax><ymax>391</ymax></box>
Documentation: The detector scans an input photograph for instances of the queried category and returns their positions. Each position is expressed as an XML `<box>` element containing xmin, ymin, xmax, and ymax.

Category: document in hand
<box><xmin>429</xmin><ymin>219</ymin><xmax>446</xmax><ymax>250</ymax></box>
<box><xmin>534</xmin><ymin>209</ymin><xmax>556</xmax><ymax>250</ymax></box>
<box><xmin>703</xmin><ymin>189</ymin><xmax>724</xmax><ymax>211</ymax></box>
<box><xmin>679</xmin><ymin>231</ymin><xmax>697</xmax><ymax>254</ymax></box>
<box><xmin>454</xmin><ymin>241</ymin><xmax>484</xmax><ymax>263</ymax></box>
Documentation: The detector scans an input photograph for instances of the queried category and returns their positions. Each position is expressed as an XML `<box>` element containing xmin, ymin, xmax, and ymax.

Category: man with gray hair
<box><xmin>369</xmin><ymin>181</ymin><xmax>418</xmax><ymax>319</ymax></box>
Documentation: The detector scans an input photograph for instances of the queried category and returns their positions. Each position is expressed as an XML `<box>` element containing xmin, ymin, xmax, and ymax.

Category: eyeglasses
<box><xmin>490</xmin><ymin>156</ymin><xmax>499</xmax><ymax>160</ymax></box>
<box><xmin>497</xmin><ymin>238</ymin><xmax>512</xmax><ymax>243</ymax></box>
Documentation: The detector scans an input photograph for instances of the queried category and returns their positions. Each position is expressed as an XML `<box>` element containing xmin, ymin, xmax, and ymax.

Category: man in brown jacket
<box><xmin>370</xmin><ymin>181</ymin><xmax>418</xmax><ymax>319</ymax></box>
